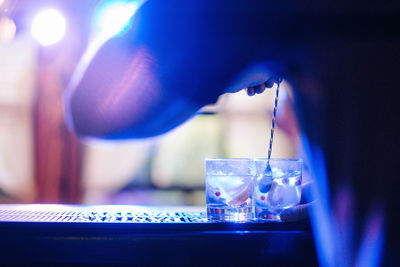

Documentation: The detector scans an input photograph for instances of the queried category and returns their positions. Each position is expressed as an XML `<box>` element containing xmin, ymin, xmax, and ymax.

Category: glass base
<box><xmin>255</xmin><ymin>207</ymin><xmax>282</xmax><ymax>221</ymax></box>
<box><xmin>207</xmin><ymin>206</ymin><xmax>252</xmax><ymax>222</ymax></box>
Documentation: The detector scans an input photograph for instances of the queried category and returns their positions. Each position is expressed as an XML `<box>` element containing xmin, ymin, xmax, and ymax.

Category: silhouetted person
<box><xmin>64</xmin><ymin>1</ymin><xmax>400</xmax><ymax>265</ymax></box>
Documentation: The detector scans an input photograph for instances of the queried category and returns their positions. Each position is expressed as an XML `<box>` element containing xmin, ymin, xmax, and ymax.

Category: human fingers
<box><xmin>246</xmin><ymin>77</ymin><xmax>277</xmax><ymax>96</ymax></box>
<box><xmin>280</xmin><ymin>202</ymin><xmax>314</xmax><ymax>222</ymax></box>
<box><xmin>246</xmin><ymin>87</ymin><xmax>255</xmax><ymax>96</ymax></box>
<box><xmin>254</xmin><ymin>83</ymin><xmax>266</xmax><ymax>94</ymax></box>
<box><xmin>264</xmin><ymin>77</ymin><xmax>275</xmax><ymax>88</ymax></box>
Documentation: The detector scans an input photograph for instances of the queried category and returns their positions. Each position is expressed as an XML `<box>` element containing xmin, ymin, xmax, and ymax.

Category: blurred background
<box><xmin>0</xmin><ymin>0</ymin><xmax>301</xmax><ymax>206</ymax></box>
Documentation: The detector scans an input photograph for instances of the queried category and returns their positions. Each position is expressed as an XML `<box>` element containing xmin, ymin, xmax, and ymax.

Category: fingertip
<box><xmin>280</xmin><ymin>208</ymin><xmax>294</xmax><ymax>222</ymax></box>
<box><xmin>281</xmin><ymin>204</ymin><xmax>310</xmax><ymax>222</ymax></box>
<box><xmin>265</xmin><ymin>78</ymin><xmax>275</xmax><ymax>88</ymax></box>
<box><xmin>246</xmin><ymin>87</ymin><xmax>255</xmax><ymax>96</ymax></box>
<box><xmin>254</xmin><ymin>83</ymin><xmax>266</xmax><ymax>94</ymax></box>
<box><xmin>256</xmin><ymin>88</ymin><xmax>266</xmax><ymax>94</ymax></box>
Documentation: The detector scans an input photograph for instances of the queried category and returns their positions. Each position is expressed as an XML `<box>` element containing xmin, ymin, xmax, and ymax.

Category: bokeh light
<box><xmin>93</xmin><ymin>0</ymin><xmax>140</xmax><ymax>40</ymax></box>
<box><xmin>31</xmin><ymin>9</ymin><xmax>66</xmax><ymax>46</ymax></box>
<box><xmin>0</xmin><ymin>16</ymin><xmax>16</xmax><ymax>42</ymax></box>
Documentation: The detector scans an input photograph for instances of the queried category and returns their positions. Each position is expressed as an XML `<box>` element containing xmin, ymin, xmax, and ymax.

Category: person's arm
<box><xmin>64</xmin><ymin>0</ymin><xmax>289</xmax><ymax>140</ymax></box>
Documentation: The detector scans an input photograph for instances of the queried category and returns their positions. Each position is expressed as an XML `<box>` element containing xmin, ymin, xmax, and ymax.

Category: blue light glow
<box><xmin>93</xmin><ymin>0</ymin><xmax>143</xmax><ymax>40</ymax></box>
<box><xmin>300</xmin><ymin>132</ymin><xmax>385</xmax><ymax>266</ymax></box>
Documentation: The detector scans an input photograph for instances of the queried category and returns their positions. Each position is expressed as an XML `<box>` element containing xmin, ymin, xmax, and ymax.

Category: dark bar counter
<box><xmin>0</xmin><ymin>204</ymin><xmax>317</xmax><ymax>265</ymax></box>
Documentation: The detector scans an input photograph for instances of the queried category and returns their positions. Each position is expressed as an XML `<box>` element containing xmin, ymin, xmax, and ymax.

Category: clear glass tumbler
<box><xmin>205</xmin><ymin>158</ymin><xmax>255</xmax><ymax>222</ymax></box>
<box><xmin>254</xmin><ymin>158</ymin><xmax>302</xmax><ymax>220</ymax></box>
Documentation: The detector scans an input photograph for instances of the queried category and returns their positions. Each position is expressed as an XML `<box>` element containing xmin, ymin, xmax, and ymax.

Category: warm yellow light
<box><xmin>0</xmin><ymin>0</ymin><xmax>5</xmax><ymax>7</ymax></box>
<box><xmin>0</xmin><ymin>17</ymin><xmax>16</xmax><ymax>42</ymax></box>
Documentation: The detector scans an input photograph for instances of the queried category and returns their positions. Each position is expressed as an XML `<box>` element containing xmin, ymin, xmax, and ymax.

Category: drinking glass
<box><xmin>205</xmin><ymin>158</ymin><xmax>255</xmax><ymax>222</ymax></box>
<box><xmin>254</xmin><ymin>159</ymin><xmax>302</xmax><ymax>220</ymax></box>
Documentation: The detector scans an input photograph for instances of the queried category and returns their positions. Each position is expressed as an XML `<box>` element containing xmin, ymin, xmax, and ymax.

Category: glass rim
<box><xmin>254</xmin><ymin>158</ymin><xmax>302</xmax><ymax>162</ymax></box>
<box><xmin>206</xmin><ymin>158</ymin><xmax>302</xmax><ymax>162</ymax></box>
<box><xmin>205</xmin><ymin>158</ymin><xmax>254</xmax><ymax>161</ymax></box>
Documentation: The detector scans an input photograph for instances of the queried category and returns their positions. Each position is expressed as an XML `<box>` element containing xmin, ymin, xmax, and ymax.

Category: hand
<box><xmin>280</xmin><ymin>182</ymin><xmax>315</xmax><ymax>222</ymax></box>
<box><xmin>245</xmin><ymin>77</ymin><xmax>276</xmax><ymax>96</ymax></box>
